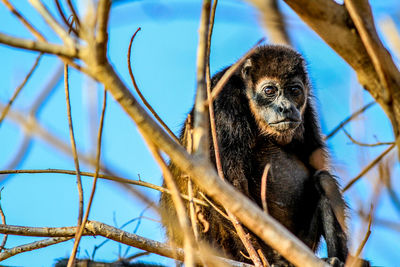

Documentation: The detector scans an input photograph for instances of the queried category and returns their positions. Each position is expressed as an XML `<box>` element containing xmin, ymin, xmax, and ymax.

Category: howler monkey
<box><xmin>160</xmin><ymin>45</ymin><xmax>366</xmax><ymax>266</ymax></box>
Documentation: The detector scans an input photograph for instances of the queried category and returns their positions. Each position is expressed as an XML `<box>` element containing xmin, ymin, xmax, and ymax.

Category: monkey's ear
<box><xmin>241</xmin><ymin>58</ymin><xmax>252</xmax><ymax>79</ymax></box>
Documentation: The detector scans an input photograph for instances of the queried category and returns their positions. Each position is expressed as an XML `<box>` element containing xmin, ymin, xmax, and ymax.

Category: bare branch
<box><xmin>0</xmin><ymin>0</ymin><xmax>45</xmax><ymax>41</ymax></box>
<box><xmin>325</xmin><ymin>101</ymin><xmax>375</xmax><ymax>140</ymax></box>
<box><xmin>66</xmin><ymin>0</ymin><xmax>81</xmax><ymax>26</ymax></box>
<box><xmin>127</xmin><ymin>28</ymin><xmax>179</xmax><ymax>143</ymax></box>
<box><xmin>261</xmin><ymin>164</ymin><xmax>270</xmax><ymax>213</ymax></box>
<box><xmin>67</xmin><ymin>90</ymin><xmax>107</xmax><ymax>266</ymax></box>
<box><xmin>0</xmin><ymin>188</ymin><xmax>7</xmax><ymax>252</ymax></box>
<box><xmin>0</xmin><ymin>221</ymin><xmax>252</xmax><ymax>267</ymax></box>
<box><xmin>0</xmin><ymin>237</ymin><xmax>72</xmax><ymax>261</ymax></box>
<box><xmin>28</xmin><ymin>0</ymin><xmax>73</xmax><ymax>46</ymax></box>
<box><xmin>192</xmin><ymin>0</ymin><xmax>211</xmax><ymax>158</ymax></box>
<box><xmin>341</xmin><ymin>128</ymin><xmax>394</xmax><ymax>147</ymax></box>
<box><xmin>55</xmin><ymin>0</ymin><xmax>79</xmax><ymax>37</ymax></box>
<box><xmin>96</xmin><ymin>0</ymin><xmax>111</xmax><ymax>61</ymax></box>
<box><xmin>63</xmin><ymin>64</ymin><xmax>84</xmax><ymax>267</ymax></box>
<box><xmin>0</xmin><ymin>168</ymin><xmax>208</xmax><ymax>206</ymax></box>
<box><xmin>347</xmin><ymin>206</ymin><xmax>373</xmax><ymax>267</ymax></box>
<box><xmin>147</xmin><ymin>143</ymin><xmax>196</xmax><ymax>267</ymax></box>
<box><xmin>0</xmin><ymin>32</ymin><xmax>79</xmax><ymax>57</ymax></box>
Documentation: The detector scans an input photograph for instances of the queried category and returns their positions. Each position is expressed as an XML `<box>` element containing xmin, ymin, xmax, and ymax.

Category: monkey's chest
<box><xmin>249</xmin><ymin>146</ymin><xmax>314</xmax><ymax>232</ymax></box>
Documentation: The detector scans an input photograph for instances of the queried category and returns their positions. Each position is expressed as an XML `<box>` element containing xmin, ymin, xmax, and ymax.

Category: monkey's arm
<box><xmin>211</xmin><ymin>77</ymin><xmax>256</xmax><ymax>196</ymax></box>
<box><xmin>314</xmin><ymin>171</ymin><xmax>348</xmax><ymax>262</ymax></box>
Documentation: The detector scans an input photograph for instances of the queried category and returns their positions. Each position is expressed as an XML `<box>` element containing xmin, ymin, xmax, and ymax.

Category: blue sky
<box><xmin>0</xmin><ymin>0</ymin><xmax>399</xmax><ymax>266</ymax></box>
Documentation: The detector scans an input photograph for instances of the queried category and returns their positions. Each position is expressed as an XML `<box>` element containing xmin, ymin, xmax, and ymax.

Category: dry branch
<box><xmin>0</xmin><ymin>168</ymin><xmax>208</xmax><ymax>206</ymax></box>
<box><xmin>0</xmin><ymin>222</ymin><xmax>252</xmax><ymax>267</ymax></box>
<box><xmin>64</xmin><ymin>64</ymin><xmax>84</xmax><ymax>233</ymax></box>
<box><xmin>67</xmin><ymin>90</ymin><xmax>107</xmax><ymax>266</ymax></box>
<box><xmin>0</xmin><ymin>237</ymin><xmax>72</xmax><ymax>261</ymax></box>
<box><xmin>0</xmin><ymin>33</ymin><xmax>79</xmax><ymax>57</ymax></box>
<box><xmin>127</xmin><ymin>28</ymin><xmax>179</xmax><ymax>143</ymax></box>
<box><xmin>341</xmin><ymin>128</ymin><xmax>394</xmax><ymax>147</ymax></box>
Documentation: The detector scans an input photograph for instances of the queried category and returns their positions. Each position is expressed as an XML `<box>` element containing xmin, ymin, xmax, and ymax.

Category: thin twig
<box><xmin>0</xmin><ymin>53</ymin><xmax>43</xmax><ymax>126</ymax></box>
<box><xmin>204</xmin><ymin>3</ymin><xmax>262</xmax><ymax>263</ymax></box>
<box><xmin>185</xmin><ymin>115</ymin><xmax>199</xmax><ymax>240</ymax></box>
<box><xmin>341</xmin><ymin>128</ymin><xmax>394</xmax><ymax>147</ymax></box>
<box><xmin>28</xmin><ymin>0</ymin><xmax>73</xmax><ymax>46</ymax></box>
<box><xmin>349</xmin><ymin>206</ymin><xmax>373</xmax><ymax>267</ymax></box>
<box><xmin>64</xmin><ymin>63</ymin><xmax>84</xmax><ymax>267</ymax></box>
<box><xmin>67</xmin><ymin>90</ymin><xmax>107</xmax><ymax>267</ymax></box>
<box><xmin>55</xmin><ymin>0</ymin><xmax>79</xmax><ymax>36</ymax></box>
<box><xmin>146</xmin><ymin>142</ymin><xmax>196</xmax><ymax>267</ymax></box>
<box><xmin>207</xmin><ymin>38</ymin><xmax>265</xmax><ymax>105</ymax></box>
<box><xmin>261</xmin><ymin>164</ymin><xmax>270</xmax><ymax>213</ymax></box>
<box><xmin>127</xmin><ymin>28</ymin><xmax>179</xmax><ymax>143</ymax></box>
<box><xmin>0</xmin><ymin>168</ymin><xmax>208</xmax><ymax>206</ymax></box>
<box><xmin>325</xmin><ymin>101</ymin><xmax>375</xmax><ymax>140</ymax></box>
<box><xmin>0</xmin><ymin>0</ymin><xmax>45</xmax><ymax>41</ymax></box>
<box><xmin>66</xmin><ymin>0</ymin><xmax>80</xmax><ymax>26</ymax></box>
<box><xmin>0</xmin><ymin>237</ymin><xmax>72</xmax><ymax>261</ymax></box>
<box><xmin>205</xmin><ymin>0</ymin><xmax>218</xmax><ymax>91</ymax></box>
<box><xmin>0</xmin><ymin>188</ymin><xmax>7</xmax><ymax>252</ymax></box>
<box><xmin>343</xmin><ymin>143</ymin><xmax>396</xmax><ymax>192</ymax></box>
<box><xmin>199</xmin><ymin>192</ymin><xmax>230</xmax><ymax>221</ymax></box>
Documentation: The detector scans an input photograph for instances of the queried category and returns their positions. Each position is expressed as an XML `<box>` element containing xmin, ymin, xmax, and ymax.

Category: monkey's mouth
<box><xmin>269</xmin><ymin>119</ymin><xmax>301</xmax><ymax>130</ymax></box>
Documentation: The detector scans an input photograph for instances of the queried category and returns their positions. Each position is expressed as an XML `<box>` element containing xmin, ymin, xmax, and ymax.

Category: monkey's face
<box><xmin>247</xmin><ymin>76</ymin><xmax>307</xmax><ymax>144</ymax></box>
<box><xmin>240</xmin><ymin>46</ymin><xmax>310</xmax><ymax>144</ymax></box>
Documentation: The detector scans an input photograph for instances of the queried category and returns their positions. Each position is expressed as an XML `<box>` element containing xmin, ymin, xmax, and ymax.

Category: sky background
<box><xmin>0</xmin><ymin>0</ymin><xmax>399</xmax><ymax>266</ymax></box>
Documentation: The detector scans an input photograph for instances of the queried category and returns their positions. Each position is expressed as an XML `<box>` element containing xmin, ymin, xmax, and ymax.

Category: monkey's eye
<box><xmin>263</xmin><ymin>85</ymin><xmax>277</xmax><ymax>96</ymax></box>
<box><xmin>288</xmin><ymin>86</ymin><xmax>302</xmax><ymax>95</ymax></box>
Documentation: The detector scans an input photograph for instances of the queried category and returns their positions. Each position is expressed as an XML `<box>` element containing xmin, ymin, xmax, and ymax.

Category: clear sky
<box><xmin>0</xmin><ymin>0</ymin><xmax>399</xmax><ymax>266</ymax></box>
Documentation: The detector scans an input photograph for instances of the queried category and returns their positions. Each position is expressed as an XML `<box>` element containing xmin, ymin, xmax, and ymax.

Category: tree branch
<box><xmin>0</xmin><ymin>221</ymin><xmax>252</xmax><ymax>267</ymax></box>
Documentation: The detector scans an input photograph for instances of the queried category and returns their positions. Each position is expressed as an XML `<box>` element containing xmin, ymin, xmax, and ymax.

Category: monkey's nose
<box><xmin>277</xmin><ymin>106</ymin><xmax>291</xmax><ymax>115</ymax></box>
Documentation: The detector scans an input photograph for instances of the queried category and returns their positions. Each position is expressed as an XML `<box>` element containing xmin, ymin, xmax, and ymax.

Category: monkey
<box><xmin>160</xmin><ymin>45</ymin><xmax>369</xmax><ymax>267</ymax></box>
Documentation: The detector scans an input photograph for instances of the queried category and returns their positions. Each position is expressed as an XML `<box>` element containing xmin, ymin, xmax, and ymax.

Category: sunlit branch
<box><xmin>0</xmin><ymin>237</ymin><xmax>72</xmax><ymax>261</ymax></box>
<box><xmin>67</xmin><ymin>90</ymin><xmax>107</xmax><ymax>266</ymax></box>
<box><xmin>0</xmin><ymin>33</ymin><xmax>79</xmax><ymax>57</ymax></box>
<box><xmin>0</xmin><ymin>221</ymin><xmax>252</xmax><ymax>267</ymax></box>
<box><xmin>28</xmin><ymin>0</ymin><xmax>73</xmax><ymax>46</ymax></box>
